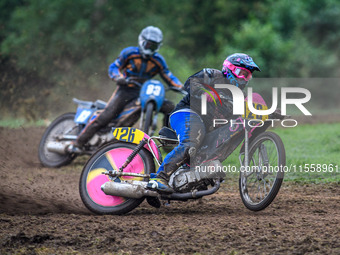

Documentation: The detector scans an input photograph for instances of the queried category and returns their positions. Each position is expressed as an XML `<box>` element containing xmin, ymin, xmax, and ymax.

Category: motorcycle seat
<box><xmin>73</xmin><ymin>98</ymin><xmax>94</xmax><ymax>108</ymax></box>
<box><xmin>73</xmin><ymin>98</ymin><xmax>107</xmax><ymax>109</ymax></box>
<box><xmin>159</xmin><ymin>127</ymin><xmax>178</xmax><ymax>140</ymax></box>
<box><xmin>94</xmin><ymin>100</ymin><xmax>107</xmax><ymax>109</ymax></box>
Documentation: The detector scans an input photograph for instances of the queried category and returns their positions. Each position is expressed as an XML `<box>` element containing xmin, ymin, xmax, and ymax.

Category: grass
<box><xmin>221</xmin><ymin>123</ymin><xmax>340</xmax><ymax>184</ymax></box>
<box><xmin>0</xmin><ymin>118</ymin><xmax>47</xmax><ymax>128</ymax></box>
<box><xmin>273</xmin><ymin>123</ymin><xmax>340</xmax><ymax>183</ymax></box>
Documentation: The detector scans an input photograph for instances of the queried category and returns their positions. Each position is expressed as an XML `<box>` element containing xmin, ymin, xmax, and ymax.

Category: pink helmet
<box><xmin>222</xmin><ymin>53</ymin><xmax>261</xmax><ymax>88</ymax></box>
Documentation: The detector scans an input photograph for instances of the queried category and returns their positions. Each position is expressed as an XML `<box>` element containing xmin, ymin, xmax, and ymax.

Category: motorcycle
<box><xmin>139</xmin><ymin>79</ymin><xmax>170</xmax><ymax>136</ymax></box>
<box><xmin>79</xmin><ymin>92</ymin><xmax>286</xmax><ymax>215</ymax></box>
<box><xmin>38</xmin><ymin>79</ymin><xmax>182</xmax><ymax>168</ymax></box>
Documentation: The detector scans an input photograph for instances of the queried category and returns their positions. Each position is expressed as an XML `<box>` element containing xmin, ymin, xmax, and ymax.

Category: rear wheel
<box><xmin>239</xmin><ymin>131</ymin><xmax>285</xmax><ymax>211</ymax></box>
<box><xmin>79</xmin><ymin>142</ymin><xmax>155</xmax><ymax>215</ymax></box>
<box><xmin>38</xmin><ymin>112</ymin><xmax>79</xmax><ymax>167</ymax></box>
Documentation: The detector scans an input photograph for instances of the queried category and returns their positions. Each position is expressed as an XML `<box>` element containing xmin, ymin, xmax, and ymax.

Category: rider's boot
<box><xmin>147</xmin><ymin>145</ymin><xmax>192</xmax><ymax>194</ymax></box>
<box><xmin>67</xmin><ymin>118</ymin><xmax>104</xmax><ymax>154</ymax></box>
<box><xmin>147</xmin><ymin>173</ymin><xmax>174</xmax><ymax>193</ymax></box>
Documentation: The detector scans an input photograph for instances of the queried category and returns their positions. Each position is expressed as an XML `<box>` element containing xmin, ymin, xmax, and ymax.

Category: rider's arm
<box><xmin>185</xmin><ymin>69</ymin><xmax>208</xmax><ymax>99</ymax></box>
<box><xmin>152</xmin><ymin>53</ymin><xmax>183</xmax><ymax>90</ymax></box>
<box><xmin>108</xmin><ymin>47</ymin><xmax>132</xmax><ymax>81</ymax></box>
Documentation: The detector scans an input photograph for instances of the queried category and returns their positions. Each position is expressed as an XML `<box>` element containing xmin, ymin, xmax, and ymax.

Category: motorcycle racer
<box><xmin>69</xmin><ymin>26</ymin><xmax>183</xmax><ymax>152</ymax></box>
<box><xmin>148</xmin><ymin>53</ymin><xmax>261</xmax><ymax>193</ymax></box>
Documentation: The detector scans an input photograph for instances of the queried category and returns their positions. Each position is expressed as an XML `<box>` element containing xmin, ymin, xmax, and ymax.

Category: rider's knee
<box><xmin>181</xmin><ymin>142</ymin><xmax>198</xmax><ymax>159</ymax></box>
<box><xmin>96</xmin><ymin>111</ymin><xmax>113</xmax><ymax>127</ymax></box>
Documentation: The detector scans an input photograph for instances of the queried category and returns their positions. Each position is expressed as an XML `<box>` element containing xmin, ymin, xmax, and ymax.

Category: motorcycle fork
<box><xmin>139</xmin><ymin>111</ymin><xmax>144</xmax><ymax>130</ymax></box>
<box><xmin>139</xmin><ymin>109</ymin><xmax>159</xmax><ymax>136</ymax></box>
<box><xmin>244</xmin><ymin>119</ymin><xmax>250</xmax><ymax>170</ymax></box>
<box><xmin>119</xmin><ymin>138</ymin><xmax>148</xmax><ymax>172</ymax></box>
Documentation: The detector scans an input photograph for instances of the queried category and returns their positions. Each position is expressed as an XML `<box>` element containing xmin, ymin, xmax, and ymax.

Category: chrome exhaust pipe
<box><xmin>46</xmin><ymin>141</ymin><xmax>69</xmax><ymax>155</ymax></box>
<box><xmin>101</xmin><ymin>181</ymin><xmax>158</xmax><ymax>199</ymax></box>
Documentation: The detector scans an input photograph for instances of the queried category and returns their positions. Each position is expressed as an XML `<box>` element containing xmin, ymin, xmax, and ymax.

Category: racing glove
<box><xmin>116</xmin><ymin>77</ymin><xmax>127</xmax><ymax>86</ymax></box>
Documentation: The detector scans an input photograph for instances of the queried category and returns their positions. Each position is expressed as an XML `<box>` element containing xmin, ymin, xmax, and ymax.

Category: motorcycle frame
<box><xmin>108</xmin><ymin>126</ymin><xmax>251</xmax><ymax>179</ymax></box>
<box><xmin>109</xmin><ymin>92</ymin><xmax>278</xmax><ymax>180</ymax></box>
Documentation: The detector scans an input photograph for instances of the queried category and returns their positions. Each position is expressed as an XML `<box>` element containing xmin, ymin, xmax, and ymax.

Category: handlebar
<box><xmin>268</xmin><ymin>110</ymin><xmax>287</xmax><ymax>120</ymax></box>
<box><xmin>175</xmin><ymin>88</ymin><xmax>188</xmax><ymax>96</ymax></box>
<box><xmin>125</xmin><ymin>78</ymin><xmax>143</xmax><ymax>87</ymax></box>
<box><xmin>125</xmin><ymin>78</ymin><xmax>187</xmax><ymax>95</ymax></box>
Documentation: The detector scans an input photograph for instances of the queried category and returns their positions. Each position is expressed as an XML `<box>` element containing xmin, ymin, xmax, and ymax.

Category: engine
<box><xmin>169</xmin><ymin>160</ymin><xmax>226</xmax><ymax>192</ymax></box>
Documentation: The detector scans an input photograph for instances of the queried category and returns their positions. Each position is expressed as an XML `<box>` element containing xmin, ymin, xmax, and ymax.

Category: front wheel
<box><xmin>38</xmin><ymin>112</ymin><xmax>80</xmax><ymax>168</ymax></box>
<box><xmin>239</xmin><ymin>131</ymin><xmax>285</xmax><ymax>211</ymax></box>
<box><xmin>142</xmin><ymin>102</ymin><xmax>154</xmax><ymax>135</ymax></box>
<box><xmin>79</xmin><ymin>142</ymin><xmax>155</xmax><ymax>215</ymax></box>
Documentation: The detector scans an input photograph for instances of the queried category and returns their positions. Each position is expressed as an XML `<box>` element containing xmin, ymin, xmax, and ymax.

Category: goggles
<box><xmin>223</xmin><ymin>60</ymin><xmax>253</xmax><ymax>81</ymax></box>
<box><xmin>143</xmin><ymin>40</ymin><xmax>161</xmax><ymax>52</ymax></box>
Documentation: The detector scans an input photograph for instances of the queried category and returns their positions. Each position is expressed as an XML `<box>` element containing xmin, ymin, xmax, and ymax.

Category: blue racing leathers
<box><xmin>109</xmin><ymin>46</ymin><xmax>182</xmax><ymax>89</ymax></box>
<box><xmin>75</xmin><ymin>47</ymin><xmax>182</xmax><ymax>147</ymax></box>
<box><xmin>157</xmin><ymin>109</ymin><xmax>206</xmax><ymax>181</ymax></box>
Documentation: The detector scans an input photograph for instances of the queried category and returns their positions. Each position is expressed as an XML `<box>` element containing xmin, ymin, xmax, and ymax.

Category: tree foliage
<box><xmin>1</xmin><ymin>0</ymin><xmax>339</xmax><ymax>119</ymax></box>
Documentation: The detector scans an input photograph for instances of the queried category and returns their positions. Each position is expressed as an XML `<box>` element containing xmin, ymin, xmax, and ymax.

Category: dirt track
<box><xmin>0</xmin><ymin>127</ymin><xmax>339</xmax><ymax>254</ymax></box>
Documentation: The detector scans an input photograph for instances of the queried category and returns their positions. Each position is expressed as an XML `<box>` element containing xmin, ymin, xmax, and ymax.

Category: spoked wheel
<box><xmin>79</xmin><ymin>142</ymin><xmax>155</xmax><ymax>215</ymax></box>
<box><xmin>38</xmin><ymin>112</ymin><xmax>80</xmax><ymax>167</ymax></box>
<box><xmin>239</xmin><ymin>131</ymin><xmax>285</xmax><ymax>211</ymax></box>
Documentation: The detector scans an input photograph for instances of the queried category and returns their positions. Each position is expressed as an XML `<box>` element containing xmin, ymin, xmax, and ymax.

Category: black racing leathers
<box><xmin>173</xmin><ymin>68</ymin><xmax>240</xmax><ymax>132</ymax></box>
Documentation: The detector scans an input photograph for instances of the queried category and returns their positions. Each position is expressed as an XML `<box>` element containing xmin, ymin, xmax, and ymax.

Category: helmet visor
<box><xmin>143</xmin><ymin>40</ymin><xmax>160</xmax><ymax>52</ymax></box>
<box><xmin>223</xmin><ymin>60</ymin><xmax>253</xmax><ymax>81</ymax></box>
<box><xmin>234</xmin><ymin>67</ymin><xmax>252</xmax><ymax>81</ymax></box>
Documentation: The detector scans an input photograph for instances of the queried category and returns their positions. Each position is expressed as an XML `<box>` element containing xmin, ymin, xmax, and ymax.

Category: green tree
<box><xmin>1</xmin><ymin>0</ymin><xmax>339</xmax><ymax>119</ymax></box>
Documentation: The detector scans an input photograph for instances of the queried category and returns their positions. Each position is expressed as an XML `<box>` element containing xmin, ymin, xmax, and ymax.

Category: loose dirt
<box><xmin>0</xmin><ymin>126</ymin><xmax>339</xmax><ymax>254</ymax></box>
